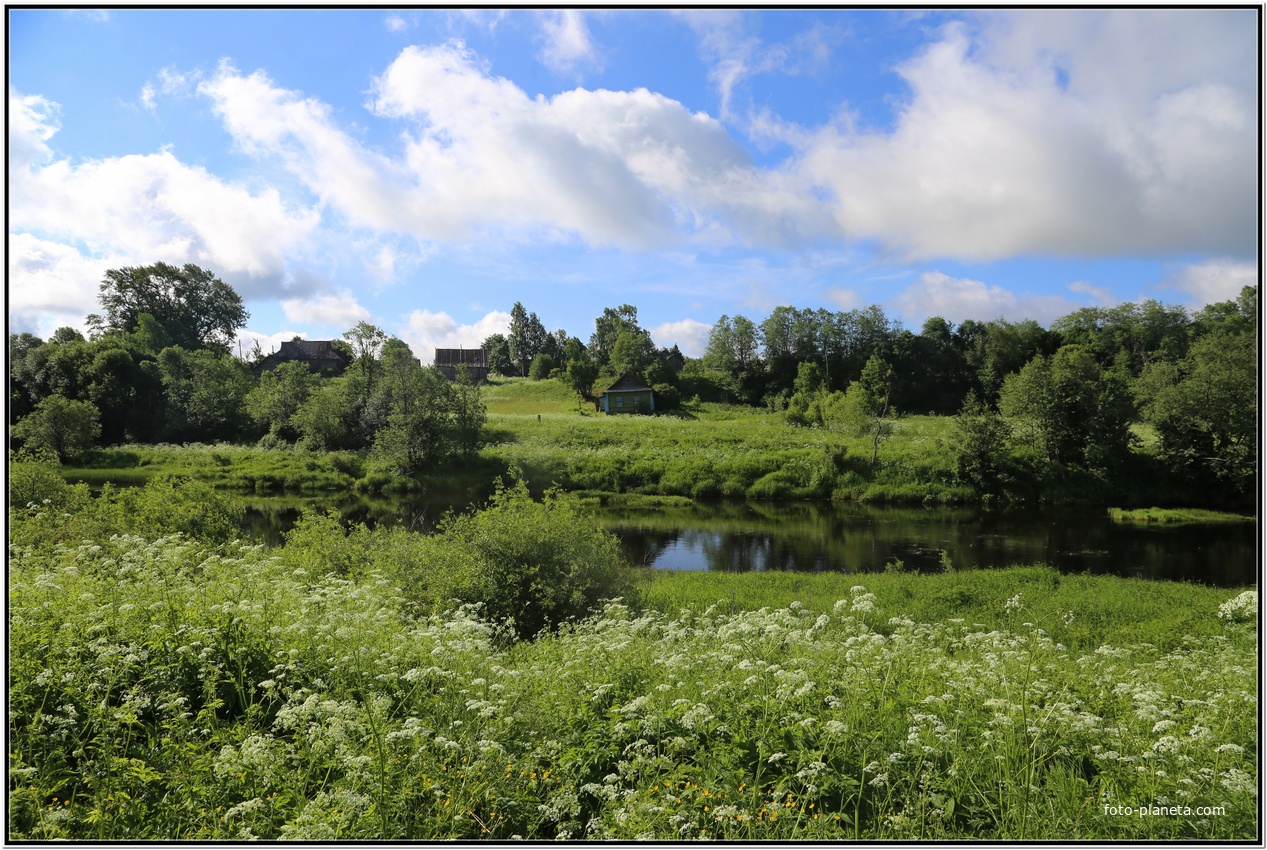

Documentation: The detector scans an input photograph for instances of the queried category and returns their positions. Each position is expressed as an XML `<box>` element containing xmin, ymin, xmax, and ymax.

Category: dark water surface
<box><xmin>239</xmin><ymin>494</ymin><xmax>1257</xmax><ymax>588</ymax></box>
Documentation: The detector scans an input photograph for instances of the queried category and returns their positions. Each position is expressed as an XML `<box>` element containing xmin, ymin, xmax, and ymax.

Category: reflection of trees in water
<box><xmin>239</xmin><ymin>494</ymin><xmax>1255</xmax><ymax>585</ymax></box>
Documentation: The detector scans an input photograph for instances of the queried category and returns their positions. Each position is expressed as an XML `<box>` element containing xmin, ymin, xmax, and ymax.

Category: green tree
<box><xmin>528</xmin><ymin>352</ymin><xmax>555</xmax><ymax>380</ymax></box>
<box><xmin>588</xmin><ymin>305</ymin><xmax>642</xmax><ymax>367</ymax></box>
<box><xmin>566</xmin><ymin>356</ymin><xmax>599</xmax><ymax>399</ymax></box>
<box><xmin>450</xmin><ymin>365</ymin><xmax>487</xmax><ymax>459</ymax></box>
<box><xmin>11</xmin><ymin>395</ymin><xmax>101</xmax><ymax>462</ymax></box>
<box><xmin>508</xmin><ymin>302</ymin><xmax>549</xmax><ymax>376</ymax></box>
<box><xmin>482</xmin><ymin>333</ymin><xmax>515</xmax><ymax>376</ymax></box>
<box><xmin>157</xmin><ymin>347</ymin><xmax>253</xmax><ymax>442</ymax></box>
<box><xmin>609</xmin><ymin>328</ymin><xmax>656</xmax><ymax>378</ymax></box>
<box><xmin>950</xmin><ymin>391</ymin><xmax>1013</xmax><ymax>495</ymax></box>
<box><xmin>245</xmin><ymin>360</ymin><xmax>317</xmax><ymax>440</ymax></box>
<box><xmin>87</xmin><ymin>262</ymin><xmax>248</xmax><ymax>351</ymax></box>
<box><xmin>1136</xmin><ymin>327</ymin><xmax>1256</xmax><ymax>499</ymax></box>
<box><xmin>999</xmin><ymin>345</ymin><xmax>1133</xmax><ymax>470</ymax></box>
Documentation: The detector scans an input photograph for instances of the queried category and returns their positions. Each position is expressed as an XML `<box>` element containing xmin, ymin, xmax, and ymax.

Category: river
<box><xmin>237</xmin><ymin>493</ymin><xmax>1257</xmax><ymax>588</ymax></box>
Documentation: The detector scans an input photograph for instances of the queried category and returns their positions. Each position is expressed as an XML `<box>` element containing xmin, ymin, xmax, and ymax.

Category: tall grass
<box><xmin>8</xmin><ymin>474</ymin><xmax>1258</xmax><ymax>839</ymax></box>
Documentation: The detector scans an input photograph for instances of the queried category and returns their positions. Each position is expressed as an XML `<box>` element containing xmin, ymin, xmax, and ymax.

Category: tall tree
<box><xmin>508</xmin><ymin>302</ymin><xmax>549</xmax><ymax>376</ymax></box>
<box><xmin>87</xmin><ymin>263</ymin><xmax>248</xmax><ymax>352</ymax></box>
<box><xmin>589</xmin><ymin>305</ymin><xmax>643</xmax><ymax>367</ymax></box>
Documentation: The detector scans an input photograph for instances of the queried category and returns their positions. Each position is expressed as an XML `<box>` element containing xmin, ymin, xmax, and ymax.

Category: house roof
<box><xmin>602</xmin><ymin>372</ymin><xmax>654</xmax><ymax>394</ymax></box>
<box><xmin>276</xmin><ymin>340</ymin><xmax>347</xmax><ymax>361</ymax></box>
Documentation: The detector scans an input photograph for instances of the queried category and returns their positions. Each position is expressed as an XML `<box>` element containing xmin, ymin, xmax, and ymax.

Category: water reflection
<box><xmin>238</xmin><ymin>495</ymin><xmax>1257</xmax><ymax>588</ymax></box>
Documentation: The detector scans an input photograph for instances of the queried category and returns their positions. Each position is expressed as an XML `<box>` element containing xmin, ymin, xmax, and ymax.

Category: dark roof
<box><xmin>602</xmin><ymin>372</ymin><xmax>654</xmax><ymax>394</ymax></box>
<box><xmin>435</xmin><ymin>348</ymin><xmax>488</xmax><ymax>367</ymax></box>
<box><xmin>277</xmin><ymin>340</ymin><xmax>347</xmax><ymax>361</ymax></box>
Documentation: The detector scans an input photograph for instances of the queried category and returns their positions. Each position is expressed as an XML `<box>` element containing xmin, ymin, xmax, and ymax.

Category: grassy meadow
<box><xmin>8</xmin><ymin>459</ymin><xmax>1260</xmax><ymax>840</ymax></box>
<box><xmin>12</xmin><ymin>377</ymin><xmax>1259</xmax><ymax>840</ymax></box>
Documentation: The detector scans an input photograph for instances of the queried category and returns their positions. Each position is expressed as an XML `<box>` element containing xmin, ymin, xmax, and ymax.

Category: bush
<box><xmin>427</xmin><ymin>476</ymin><xmax>636</xmax><ymax>639</ymax></box>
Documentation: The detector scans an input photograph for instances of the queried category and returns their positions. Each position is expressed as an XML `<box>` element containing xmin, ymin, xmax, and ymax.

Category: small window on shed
<box><xmin>634</xmin><ymin>394</ymin><xmax>642</xmax><ymax>407</ymax></box>
<box><xmin>616</xmin><ymin>396</ymin><xmax>624</xmax><ymax>408</ymax></box>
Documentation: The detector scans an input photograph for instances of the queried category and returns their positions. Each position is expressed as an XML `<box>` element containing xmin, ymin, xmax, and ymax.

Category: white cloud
<box><xmin>195</xmin><ymin>46</ymin><xmax>825</xmax><ymax>253</ymax></box>
<box><xmin>825</xmin><ymin>288</ymin><xmax>862</xmax><ymax>310</ymax></box>
<box><xmin>7</xmin><ymin>233</ymin><xmax>116</xmax><ymax>337</ymax></box>
<box><xmin>8</xmin><ymin>87</ymin><xmax>321</xmax><ymax>323</ymax></box>
<box><xmin>282</xmin><ymin>292</ymin><xmax>371</xmax><ymax>326</ymax></box>
<box><xmin>400</xmin><ymin>309</ymin><xmax>511</xmax><ymax>364</ymax></box>
<box><xmin>538</xmin><ymin>11</ymin><xmax>599</xmax><ymax>75</ymax></box>
<box><xmin>385</xmin><ymin>14</ymin><xmax>408</xmax><ymax>32</ymax></box>
<box><xmin>891</xmin><ymin>271</ymin><xmax>1086</xmax><ymax>326</ymax></box>
<box><xmin>795</xmin><ymin>11</ymin><xmax>1257</xmax><ymax>260</ymax></box>
<box><xmin>1162</xmin><ymin>260</ymin><xmax>1258</xmax><ymax>308</ymax></box>
<box><xmin>1067</xmin><ymin>280</ymin><xmax>1118</xmax><ymax>306</ymax></box>
<box><xmin>650</xmin><ymin>318</ymin><xmax>712</xmax><ymax>357</ymax></box>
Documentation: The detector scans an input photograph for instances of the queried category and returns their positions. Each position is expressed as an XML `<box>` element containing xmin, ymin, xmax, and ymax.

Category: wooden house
<box><xmin>435</xmin><ymin>348</ymin><xmax>489</xmax><ymax>382</ymax></box>
<box><xmin>601</xmin><ymin>372</ymin><xmax>655</xmax><ymax>414</ymax></box>
<box><xmin>252</xmin><ymin>340</ymin><xmax>348</xmax><ymax>378</ymax></box>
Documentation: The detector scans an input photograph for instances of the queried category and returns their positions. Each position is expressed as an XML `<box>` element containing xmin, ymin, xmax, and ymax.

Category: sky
<box><xmin>8</xmin><ymin>8</ymin><xmax>1260</xmax><ymax>361</ymax></box>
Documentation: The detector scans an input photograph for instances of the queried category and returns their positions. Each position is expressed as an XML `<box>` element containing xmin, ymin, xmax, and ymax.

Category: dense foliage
<box><xmin>8</xmin><ymin>473</ymin><xmax>1257</xmax><ymax>840</ymax></box>
<box><xmin>7</xmin><ymin>258</ymin><xmax>1256</xmax><ymax>505</ymax></box>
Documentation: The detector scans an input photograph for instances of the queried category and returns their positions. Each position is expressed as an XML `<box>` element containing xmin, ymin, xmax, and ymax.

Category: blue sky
<box><xmin>9</xmin><ymin>8</ymin><xmax>1259</xmax><ymax>360</ymax></box>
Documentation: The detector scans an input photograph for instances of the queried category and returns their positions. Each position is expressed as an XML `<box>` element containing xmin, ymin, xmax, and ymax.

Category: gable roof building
<box><xmin>600</xmin><ymin>372</ymin><xmax>655</xmax><ymax>414</ymax></box>
<box><xmin>252</xmin><ymin>340</ymin><xmax>348</xmax><ymax>378</ymax></box>
<box><xmin>435</xmin><ymin>348</ymin><xmax>490</xmax><ymax>382</ymax></box>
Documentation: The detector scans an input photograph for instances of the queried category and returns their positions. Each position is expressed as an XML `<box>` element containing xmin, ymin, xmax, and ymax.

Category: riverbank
<box><xmin>60</xmin><ymin>387</ymin><xmax>1222</xmax><ymax>509</ymax></box>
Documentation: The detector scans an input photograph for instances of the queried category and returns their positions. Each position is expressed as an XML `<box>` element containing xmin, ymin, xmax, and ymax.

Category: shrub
<box><xmin>427</xmin><ymin>476</ymin><xmax>636</xmax><ymax>639</ymax></box>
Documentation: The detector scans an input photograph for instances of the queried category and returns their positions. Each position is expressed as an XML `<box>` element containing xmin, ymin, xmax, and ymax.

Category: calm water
<box><xmin>239</xmin><ymin>493</ymin><xmax>1258</xmax><ymax>588</ymax></box>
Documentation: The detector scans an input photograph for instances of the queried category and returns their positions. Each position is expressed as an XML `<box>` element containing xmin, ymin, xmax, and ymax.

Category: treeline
<box><xmin>8</xmin><ymin>264</ymin><xmax>483</xmax><ymax>477</ymax></box>
<box><xmin>482</xmin><ymin>302</ymin><xmax>686</xmax><ymax>407</ymax></box>
<box><xmin>488</xmin><ymin>289</ymin><xmax>1257</xmax><ymax>503</ymax></box>
<box><xmin>690</xmin><ymin>293</ymin><xmax>1258</xmax><ymax>501</ymax></box>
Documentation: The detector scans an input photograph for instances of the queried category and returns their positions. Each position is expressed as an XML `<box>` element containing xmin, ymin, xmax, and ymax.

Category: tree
<box><xmin>566</xmin><ymin>357</ymin><xmax>599</xmax><ymax>399</ymax></box>
<box><xmin>87</xmin><ymin>263</ymin><xmax>248</xmax><ymax>352</ymax></box>
<box><xmin>157</xmin><ymin>347</ymin><xmax>253</xmax><ymax>442</ymax></box>
<box><xmin>450</xmin><ymin>365</ymin><xmax>487</xmax><ymax>459</ymax></box>
<box><xmin>589</xmin><ymin>305</ymin><xmax>642</xmax><ymax>367</ymax></box>
<box><xmin>999</xmin><ymin>345</ymin><xmax>1133</xmax><ymax>470</ymax></box>
<box><xmin>482</xmin><ymin>333</ymin><xmax>515</xmax><ymax>376</ymax></box>
<box><xmin>1136</xmin><ymin>325</ymin><xmax>1256</xmax><ymax>499</ymax></box>
<box><xmin>508</xmin><ymin>302</ymin><xmax>549</xmax><ymax>376</ymax></box>
<box><xmin>950</xmin><ymin>391</ymin><xmax>1012</xmax><ymax>495</ymax></box>
<box><xmin>528</xmin><ymin>353</ymin><xmax>555</xmax><ymax>380</ymax></box>
<box><xmin>609</xmin><ymin>328</ymin><xmax>656</xmax><ymax>377</ymax></box>
<box><xmin>245</xmin><ymin>360</ymin><xmax>317</xmax><ymax>440</ymax></box>
<box><xmin>12</xmin><ymin>395</ymin><xmax>101</xmax><ymax>462</ymax></box>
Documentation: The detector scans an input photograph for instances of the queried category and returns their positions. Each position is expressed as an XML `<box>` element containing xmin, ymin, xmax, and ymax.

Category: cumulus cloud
<box><xmin>194</xmin><ymin>46</ymin><xmax>825</xmax><ymax>252</ymax></box>
<box><xmin>538</xmin><ymin>11</ymin><xmax>599</xmax><ymax>75</ymax></box>
<box><xmin>282</xmin><ymin>292</ymin><xmax>372</xmax><ymax>326</ymax></box>
<box><xmin>1162</xmin><ymin>260</ymin><xmax>1258</xmax><ymax>309</ymax></box>
<box><xmin>8</xmin><ymin>87</ymin><xmax>321</xmax><ymax>326</ymax></box>
<box><xmin>400</xmin><ymin>309</ymin><xmax>511</xmax><ymax>364</ymax></box>
<box><xmin>8</xmin><ymin>233</ymin><xmax>117</xmax><ymax>337</ymax></box>
<box><xmin>797</xmin><ymin>10</ymin><xmax>1257</xmax><ymax>260</ymax></box>
<box><xmin>890</xmin><ymin>271</ymin><xmax>1092</xmax><ymax>326</ymax></box>
<box><xmin>650</xmin><ymin>318</ymin><xmax>712</xmax><ymax>357</ymax></box>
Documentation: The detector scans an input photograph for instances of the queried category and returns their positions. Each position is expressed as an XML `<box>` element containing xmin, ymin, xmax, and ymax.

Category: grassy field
<box><xmin>57</xmin><ymin>377</ymin><xmax>1208</xmax><ymax>508</ymax></box>
<box><xmin>10</xmin><ymin>535</ymin><xmax>1256</xmax><ymax>840</ymax></box>
<box><xmin>8</xmin><ymin>468</ymin><xmax>1259</xmax><ymax>840</ymax></box>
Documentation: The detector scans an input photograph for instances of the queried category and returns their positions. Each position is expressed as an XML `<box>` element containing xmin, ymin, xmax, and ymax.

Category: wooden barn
<box><xmin>601</xmin><ymin>372</ymin><xmax>655</xmax><ymax>414</ymax></box>
<box><xmin>435</xmin><ymin>348</ymin><xmax>490</xmax><ymax>382</ymax></box>
<box><xmin>252</xmin><ymin>340</ymin><xmax>348</xmax><ymax>378</ymax></box>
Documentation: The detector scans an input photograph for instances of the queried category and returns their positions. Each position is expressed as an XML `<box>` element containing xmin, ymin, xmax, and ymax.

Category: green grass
<box><xmin>9</xmin><ymin>532</ymin><xmax>1257</xmax><ymax>839</ymax></box>
<box><xmin>8</xmin><ymin>471</ymin><xmax>1258</xmax><ymax>841</ymax></box>
<box><xmin>637</xmin><ymin>565</ymin><xmax>1251</xmax><ymax>654</ymax></box>
<box><xmin>1108</xmin><ymin>507</ymin><xmax>1255</xmax><ymax>524</ymax></box>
